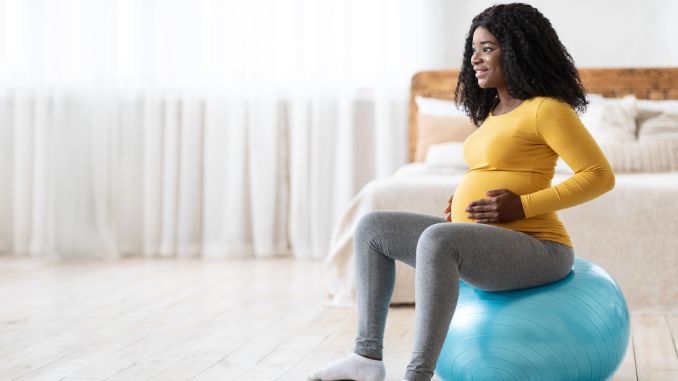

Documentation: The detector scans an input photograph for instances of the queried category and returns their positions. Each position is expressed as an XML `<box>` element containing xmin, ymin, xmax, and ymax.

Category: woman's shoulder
<box><xmin>527</xmin><ymin>96</ymin><xmax>576</xmax><ymax>118</ymax></box>
<box><xmin>531</xmin><ymin>96</ymin><xmax>573</xmax><ymax>110</ymax></box>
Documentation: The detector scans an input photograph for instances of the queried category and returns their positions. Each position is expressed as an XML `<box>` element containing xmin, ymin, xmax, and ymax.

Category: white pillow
<box><xmin>636</xmin><ymin>99</ymin><xmax>678</xmax><ymax>114</ymax></box>
<box><xmin>638</xmin><ymin>111</ymin><xmax>678</xmax><ymax>142</ymax></box>
<box><xmin>424</xmin><ymin>142</ymin><xmax>468</xmax><ymax>169</ymax></box>
<box><xmin>415</xmin><ymin>96</ymin><xmax>466</xmax><ymax>117</ymax></box>
<box><xmin>580</xmin><ymin>94</ymin><xmax>637</xmax><ymax>144</ymax></box>
<box><xmin>600</xmin><ymin>139</ymin><xmax>678</xmax><ymax>173</ymax></box>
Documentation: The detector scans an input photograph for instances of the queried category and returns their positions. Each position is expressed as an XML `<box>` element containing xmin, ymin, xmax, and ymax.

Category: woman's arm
<box><xmin>519</xmin><ymin>98</ymin><xmax>615</xmax><ymax>218</ymax></box>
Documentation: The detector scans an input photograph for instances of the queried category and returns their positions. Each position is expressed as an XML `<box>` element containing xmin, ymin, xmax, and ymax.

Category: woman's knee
<box><xmin>354</xmin><ymin>211</ymin><xmax>396</xmax><ymax>251</ymax></box>
<box><xmin>417</xmin><ymin>223</ymin><xmax>460</xmax><ymax>262</ymax></box>
<box><xmin>356</xmin><ymin>211</ymin><xmax>391</xmax><ymax>237</ymax></box>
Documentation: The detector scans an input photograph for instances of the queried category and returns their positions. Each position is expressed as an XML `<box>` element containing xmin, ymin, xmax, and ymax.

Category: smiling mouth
<box><xmin>475</xmin><ymin>69</ymin><xmax>489</xmax><ymax>78</ymax></box>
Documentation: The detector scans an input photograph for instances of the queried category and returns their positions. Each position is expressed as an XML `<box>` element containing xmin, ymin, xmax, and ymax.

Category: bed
<box><xmin>324</xmin><ymin>68</ymin><xmax>678</xmax><ymax>311</ymax></box>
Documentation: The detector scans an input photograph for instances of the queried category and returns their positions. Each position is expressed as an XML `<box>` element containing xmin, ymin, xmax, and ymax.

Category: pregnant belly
<box><xmin>451</xmin><ymin>171</ymin><xmax>536</xmax><ymax>223</ymax></box>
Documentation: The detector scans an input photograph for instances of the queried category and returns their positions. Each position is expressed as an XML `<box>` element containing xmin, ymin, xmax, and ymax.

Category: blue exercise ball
<box><xmin>435</xmin><ymin>257</ymin><xmax>630</xmax><ymax>381</ymax></box>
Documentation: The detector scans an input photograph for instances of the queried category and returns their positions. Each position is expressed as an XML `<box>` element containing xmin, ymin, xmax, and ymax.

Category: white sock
<box><xmin>307</xmin><ymin>352</ymin><xmax>386</xmax><ymax>381</ymax></box>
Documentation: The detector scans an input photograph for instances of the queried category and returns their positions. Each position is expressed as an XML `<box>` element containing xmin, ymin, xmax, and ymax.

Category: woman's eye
<box><xmin>472</xmin><ymin>46</ymin><xmax>494</xmax><ymax>54</ymax></box>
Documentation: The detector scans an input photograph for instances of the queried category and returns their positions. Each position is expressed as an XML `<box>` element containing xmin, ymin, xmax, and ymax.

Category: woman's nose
<box><xmin>471</xmin><ymin>51</ymin><xmax>481</xmax><ymax>65</ymax></box>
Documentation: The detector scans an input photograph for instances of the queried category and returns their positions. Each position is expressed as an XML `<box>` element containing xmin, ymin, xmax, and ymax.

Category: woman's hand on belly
<box><xmin>444</xmin><ymin>195</ymin><xmax>453</xmax><ymax>222</ymax></box>
<box><xmin>466</xmin><ymin>189</ymin><xmax>526</xmax><ymax>224</ymax></box>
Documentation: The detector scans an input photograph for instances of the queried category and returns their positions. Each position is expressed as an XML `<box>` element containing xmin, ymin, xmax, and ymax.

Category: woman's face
<box><xmin>471</xmin><ymin>27</ymin><xmax>505</xmax><ymax>89</ymax></box>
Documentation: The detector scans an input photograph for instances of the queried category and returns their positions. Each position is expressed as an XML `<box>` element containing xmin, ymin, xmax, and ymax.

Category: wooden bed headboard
<box><xmin>408</xmin><ymin>68</ymin><xmax>678</xmax><ymax>162</ymax></box>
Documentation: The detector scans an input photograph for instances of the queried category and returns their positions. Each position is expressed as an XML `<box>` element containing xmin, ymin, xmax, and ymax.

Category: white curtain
<box><xmin>0</xmin><ymin>0</ymin><xmax>446</xmax><ymax>259</ymax></box>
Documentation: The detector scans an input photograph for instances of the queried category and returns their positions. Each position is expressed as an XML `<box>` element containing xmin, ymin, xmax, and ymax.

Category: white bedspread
<box><xmin>324</xmin><ymin>164</ymin><xmax>678</xmax><ymax>311</ymax></box>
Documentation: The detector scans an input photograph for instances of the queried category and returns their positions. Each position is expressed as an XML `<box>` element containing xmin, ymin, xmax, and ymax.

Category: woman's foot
<box><xmin>307</xmin><ymin>352</ymin><xmax>386</xmax><ymax>381</ymax></box>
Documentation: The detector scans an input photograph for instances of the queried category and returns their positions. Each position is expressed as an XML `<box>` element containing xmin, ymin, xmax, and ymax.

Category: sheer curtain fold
<box><xmin>0</xmin><ymin>0</ymin><xmax>444</xmax><ymax>258</ymax></box>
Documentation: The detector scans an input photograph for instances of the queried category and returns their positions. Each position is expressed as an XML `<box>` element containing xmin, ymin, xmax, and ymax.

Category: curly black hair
<box><xmin>455</xmin><ymin>3</ymin><xmax>588</xmax><ymax>126</ymax></box>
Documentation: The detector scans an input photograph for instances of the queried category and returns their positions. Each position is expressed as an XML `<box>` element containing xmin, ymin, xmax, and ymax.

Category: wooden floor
<box><xmin>0</xmin><ymin>256</ymin><xmax>677</xmax><ymax>381</ymax></box>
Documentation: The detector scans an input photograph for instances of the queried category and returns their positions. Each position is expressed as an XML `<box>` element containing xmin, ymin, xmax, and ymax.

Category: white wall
<box><xmin>435</xmin><ymin>0</ymin><xmax>678</xmax><ymax>69</ymax></box>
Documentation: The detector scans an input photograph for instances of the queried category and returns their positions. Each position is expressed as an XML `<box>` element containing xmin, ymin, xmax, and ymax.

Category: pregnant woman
<box><xmin>308</xmin><ymin>3</ymin><xmax>614</xmax><ymax>381</ymax></box>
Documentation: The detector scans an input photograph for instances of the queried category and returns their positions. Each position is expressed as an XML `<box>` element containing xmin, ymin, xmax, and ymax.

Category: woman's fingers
<box><xmin>464</xmin><ymin>189</ymin><xmax>523</xmax><ymax>223</ymax></box>
<box><xmin>466</xmin><ymin>198</ymin><xmax>493</xmax><ymax>211</ymax></box>
<box><xmin>444</xmin><ymin>194</ymin><xmax>453</xmax><ymax>217</ymax></box>
<box><xmin>466</xmin><ymin>202</ymin><xmax>496</xmax><ymax>212</ymax></box>
<box><xmin>467</xmin><ymin>198</ymin><xmax>499</xmax><ymax>221</ymax></box>
<box><xmin>468</xmin><ymin>213</ymin><xmax>499</xmax><ymax>223</ymax></box>
<box><xmin>444</xmin><ymin>194</ymin><xmax>454</xmax><ymax>221</ymax></box>
<box><xmin>467</xmin><ymin>211</ymin><xmax>498</xmax><ymax>219</ymax></box>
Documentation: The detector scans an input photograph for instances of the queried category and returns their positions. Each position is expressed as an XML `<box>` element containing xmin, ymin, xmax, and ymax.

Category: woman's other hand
<box><xmin>466</xmin><ymin>189</ymin><xmax>525</xmax><ymax>223</ymax></box>
<box><xmin>444</xmin><ymin>195</ymin><xmax>453</xmax><ymax>222</ymax></box>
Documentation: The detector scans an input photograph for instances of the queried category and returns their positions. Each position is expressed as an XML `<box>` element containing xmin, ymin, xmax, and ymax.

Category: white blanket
<box><xmin>324</xmin><ymin>164</ymin><xmax>678</xmax><ymax>311</ymax></box>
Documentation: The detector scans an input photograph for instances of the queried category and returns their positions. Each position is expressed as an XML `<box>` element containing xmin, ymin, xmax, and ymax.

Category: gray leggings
<box><xmin>353</xmin><ymin>211</ymin><xmax>574</xmax><ymax>381</ymax></box>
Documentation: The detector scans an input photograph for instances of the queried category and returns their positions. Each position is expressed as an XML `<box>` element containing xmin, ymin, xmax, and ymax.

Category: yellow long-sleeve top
<box><xmin>451</xmin><ymin>96</ymin><xmax>615</xmax><ymax>247</ymax></box>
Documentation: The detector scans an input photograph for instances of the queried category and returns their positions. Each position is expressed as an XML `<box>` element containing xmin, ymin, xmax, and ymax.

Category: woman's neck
<box><xmin>493</xmin><ymin>87</ymin><xmax>523</xmax><ymax>115</ymax></box>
